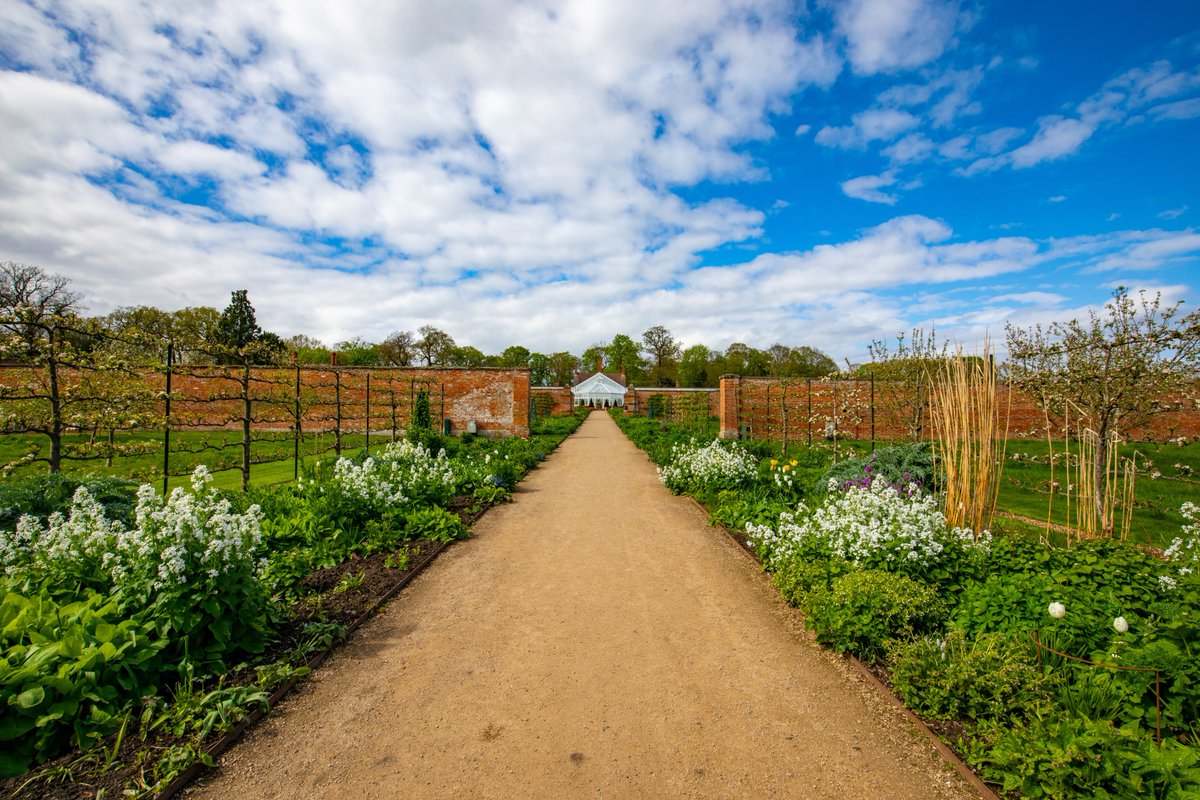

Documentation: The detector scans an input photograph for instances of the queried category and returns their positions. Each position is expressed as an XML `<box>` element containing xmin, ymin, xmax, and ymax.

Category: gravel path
<box><xmin>186</xmin><ymin>412</ymin><xmax>981</xmax><ymax>799</ymax></box>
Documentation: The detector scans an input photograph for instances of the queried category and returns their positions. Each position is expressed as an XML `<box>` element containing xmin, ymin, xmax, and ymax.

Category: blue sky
<box><xmin>0</xmin><ymin>0</ymin><xmax>1197</xmax><ymax>363</ymax></box>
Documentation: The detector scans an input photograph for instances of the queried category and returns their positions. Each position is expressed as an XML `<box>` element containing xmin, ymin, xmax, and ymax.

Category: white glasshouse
<box><xmin>571</xmin><ymin>371</ymin><xmax>627</xmax><ymax>407</ymax></box>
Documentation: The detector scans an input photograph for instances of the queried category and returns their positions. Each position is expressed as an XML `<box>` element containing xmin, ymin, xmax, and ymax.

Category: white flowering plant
<box><xmin>657</xmin><ymin>438</ymin><xmax>759</xmax><ymax>497</ymax></box>
<box><xmin>1164</xmin><ymin>501</ymin><xmax>1200</xmax><ymax>577</ymax></box>
<box><xmin>1</xmin><ymin>466</ymin><xmax>270</xmax><ymax>667</ymax></box>
<box><xmin>319</xmin><ymin>440</ymin><xmax>457</xmax><ymax>524</ymax></box>
<box><xmin>746</xmin><ymin>476</ymin><xmax>989</xmax><ymax>590</ymax></box>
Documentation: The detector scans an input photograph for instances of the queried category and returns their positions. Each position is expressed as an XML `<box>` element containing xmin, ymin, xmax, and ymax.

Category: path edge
<box><xmin>690</xmin><ymin>496</ymin><xmax>1002</xmax><ymax>800</ymax></box>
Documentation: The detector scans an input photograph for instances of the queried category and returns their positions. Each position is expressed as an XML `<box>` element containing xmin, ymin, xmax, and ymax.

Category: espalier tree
<box><xmin>1006</xmin><ymin>287</ymin><xmax>1200</xmax><ymax>532</ymax></box>
<box><xmin>0</xmin><ymin>262</ymin><xmax>155</xmax><ymax>473</ymax></box>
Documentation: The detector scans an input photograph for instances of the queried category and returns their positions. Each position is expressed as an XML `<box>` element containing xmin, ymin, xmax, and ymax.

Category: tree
<box><xmin>415</xmin><ymin>325</ymin><xmax>456</xmax><ymax>366</ymax></box>
<box><xmin>678</xmin><ymin>344</ymin><xmax>713</xmax><ymax>387</ymax></box>
<box><xmin>0</xmin><ymin>263</ymin><xmax>154</xmax><ymax>473</ymax></box>
<box><xmin>604</xmin><ymin>334</ymin><xmax>648</xmax><ymax>384</ymax></box>
<box><xmin>170</xmin><ymin>307</ymin><xmax>221</xmax><ymax>364</ymax></box>
<box><xmin>0</xmin><ymin>261</ymin><xmax>82</xmax><ymax>360</ymax></box>
<box><xmin>528</xmin><ymin>352</ymin><xmax>551</xmax><ymax>386</ymax></box>
<box><xmin>213</xmin><ymin>290</ymin><xmax>283</xmax><ymax>364</ymax></box>
<box><xmin>500</xmin><ymin>345</ymin><xmax>532</xmax><ymax>368</ymax></box>
<box><xmin>641</xmin><ymin>325</ymin><xmax>681</xmax><ymax>386</ymax></box>
<box><xmin>376</xmin><ymin>330</ymin><xmax>415</xmax><ymax>366</ymax></box>
<box><xmin>287</xmin><ymin>334</ymin><xmax>331</xmax><ymax>365</ymax></box>
<box><xmin>335</xmin><ymin>337</ymin><xmax>381</xmax><ymax>366</ymax></box>
<box><xmin>546</xmin><ymin>351</ymin><xmax>578</xmax><ymax>387</ymax></box>
<box><xmin>448</xmin><ymin>345</ymin><xmax>485</xmax><ymax>367</ymax></box>
<box><xmin>866</xmin><ymin>327</ymin><xmax>946</xmax><ymax>441</ymax></box>
<box><xmin>580</xmin><ymin>343</ymin><xmax>606</xmax><ymax>374</ymax></box>
<box><xmin>1007</xmin><ymin>288</ymin><xmax>1200</xmax><ymax>531</ymax></box>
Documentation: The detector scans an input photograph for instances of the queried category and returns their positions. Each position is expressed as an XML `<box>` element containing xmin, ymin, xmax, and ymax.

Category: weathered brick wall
<box><xmin>718</xmin><ymin>376</ymin><xmax>1200</xmax><ymax>443</ymax></box>
<box><xmin>0</xmin><ymin>365</ymin><xmax>532</xmax><ymax>438</ymax></box>
<box><xmin>530</xmin><ymin>386</ymin><xmax>574</xmax><ymax>416</ymax></box>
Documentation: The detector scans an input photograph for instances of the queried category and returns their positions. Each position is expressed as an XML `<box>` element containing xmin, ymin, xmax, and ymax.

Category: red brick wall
<box><xmin>0</xmin><ymin>365</ymin><xmax>532</xmax><ymax>438</ymax></box>
<box><xmin>718</xmin><ymin>376</ymin><xmax>1200</xmax><ymax>443</ymax></box>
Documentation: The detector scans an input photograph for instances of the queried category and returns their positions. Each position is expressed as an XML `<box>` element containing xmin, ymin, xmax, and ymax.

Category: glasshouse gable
<box><xmin>572</xmin><ymin>371</ymin><xmax>627</xmax><ymax>407</ymax></box>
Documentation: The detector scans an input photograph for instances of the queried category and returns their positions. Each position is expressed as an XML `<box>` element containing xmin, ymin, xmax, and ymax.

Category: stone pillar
<box><xmin>718</xmin><ymin>374</ymin><xmax>740</xmax><ymax>439</ymax></box>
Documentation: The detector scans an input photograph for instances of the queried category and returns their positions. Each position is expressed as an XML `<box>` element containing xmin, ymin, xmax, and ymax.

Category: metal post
<box><xmin>163</xmin><ymin>342</ymin><xmax>173</xmax><ymax>496</ymax></box>
<box><xmin>806</xmin><ymin>378</ymin><xmax>812</xmax><ymax>448</ymax></box>
<box><xmin>870</xmin><ymin>373</ymin><xmax>876</xmax><ymax>453</ymax></box>
<box><xmin>294</xmin><ymin>360</ymin><xmax>301</xmax><ymax>482</ymax></box>
<box><xmin>334</xmin><ymin>369</ymin><xmax>343</xmax><ymax>457</ymax></box>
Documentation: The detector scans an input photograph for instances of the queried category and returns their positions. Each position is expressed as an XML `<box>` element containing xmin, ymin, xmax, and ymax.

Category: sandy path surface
<box><xmin>186</xmin><ymin>412</ymin><xmax>980</xmax><ymax>799</ymax></box>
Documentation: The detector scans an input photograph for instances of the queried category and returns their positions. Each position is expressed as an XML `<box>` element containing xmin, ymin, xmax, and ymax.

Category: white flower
<box><xmin>1159</xmin><ymin>574</ymin><xmax>1178</xmax><ymax>591</ymax></box>
<box><xmin>1048</xmin><ymin>602</ymin><xmax>1066</xmax><ymax>619</ymax></box>
<box><xmin>1113</xmin><ymin>616</ymin><xmax>1129</xmax><ymax>633</ymax></box>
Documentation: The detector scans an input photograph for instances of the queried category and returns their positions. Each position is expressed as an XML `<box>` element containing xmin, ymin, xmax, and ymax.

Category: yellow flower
<box><xmin>790</xmin><ymin>460</ymin><xmax>798</xmax><ymax>467</ymax></box>
<box><xmin>770</xmin><ymin>459</ymin><xmax>778</xmax><ymax>467</ymax></box>
<box><xmin>782</xmin><ymin>464</ymin><xmax>790</xmax><ymax>472</ymax></box>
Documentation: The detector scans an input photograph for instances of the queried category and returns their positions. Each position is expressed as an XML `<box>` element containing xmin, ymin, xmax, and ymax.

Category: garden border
<box><xmin>154</xmin><ymin>534</ymin><xmax>457</xmax><ymax>799</ymax></box>
<box><xmin>692</xmin><ymin>496</ymin><xmax>1001</xmax><ymax>800</ymax></box>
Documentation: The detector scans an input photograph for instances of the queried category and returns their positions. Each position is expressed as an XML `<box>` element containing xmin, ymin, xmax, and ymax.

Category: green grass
<box><xmin>0</xmin><ymin>429</ymin><xmax>399</xmax><ymax>492</ymax></box>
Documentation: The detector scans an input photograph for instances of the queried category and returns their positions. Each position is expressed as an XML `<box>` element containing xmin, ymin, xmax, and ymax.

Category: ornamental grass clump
<box><xmin>657</xmin><ymin>438</ymin><xmax>759</xmax><ymax>496</ymax></box>
<box><xmin>746</xmin><ymin>475</ymin><xmax>988</xmax><ymax>588</ymax></box>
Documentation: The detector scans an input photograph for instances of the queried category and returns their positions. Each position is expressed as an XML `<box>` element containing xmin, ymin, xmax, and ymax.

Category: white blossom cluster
<box><xmin>657</xmin><ymin>438</ymin><xmax>759</xmax><ymax>494</ymax></box>
<box><xmin>0</xmin><ymin>466</ymin><xmax>263</xmax><ymax>597</ymax></box>
<box><xmin>2</xmin><ymin>483</ymin><xmax>124</xmax><ymax>578</ymax></box>
<box><xmin>381</xmin><ymin>439</ymin><xmax>457</xmax><ymax>499</ymax></box>
<box><xmin>330</xmin><ymin>440</ymin><xmax>457</xmax><ymax>509</ymax></box>
<box><xmin>1164</xmin><ymin>501</ymin><xmax>1200</xmax><ymax>578</ymax></box>
<box><xmin>331</xmin><ymin>456</ymin><xmax>409</xmax><ymax>507</ymax></box>
<box><xmin>746</xmin><ymin>476</ymin><xmax>988</xmax><ymax>572</ymax></box>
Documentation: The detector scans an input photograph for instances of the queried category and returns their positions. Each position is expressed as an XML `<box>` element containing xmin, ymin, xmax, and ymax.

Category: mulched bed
<box><xmin>1</xmin><ymin>496</ymin><xmax>490</xmax><ymax>800</ymax></box>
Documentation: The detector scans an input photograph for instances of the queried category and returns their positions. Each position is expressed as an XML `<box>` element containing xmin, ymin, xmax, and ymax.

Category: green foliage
<box><xmin>889</xmin><ymin>628</ymin><xmax>1050</xmax><ymax>723</ymax></box>
<box><xmin>412</xmin><ymin>390</ymin><xmax>432</xmax><ymax>430</ymax></box>
<box><xmin>403</xmin><ymin>507</ymin><xmax>468</xmax><ymax>543</ymax></box>
<box><xmin>816</xmin><ymin>441</ymin><xmax>938</xmax><ymax>495</ymax></box>
<box><xmin>771</xmin><ymin>555</ymin><xmax>853</xmax><ymax>608</ymax></box>
<box><xmin>979</xmin><ymin>715</ymin><xmax>1200</xmax><ymax>799</ymax></box>
<box><xmin>0</xmin><ymin>589</ymin><xmax>163</xmax><ymax>778</ymax></box>
<box><xmin>803</xmin><ymin>569</ymin><xmax>946</xmax><ymax>663</ymax></box>
<box><xmin>0</xmin><ymin>473</ymin><xmax>138</xmax><ymax>530</ymax></box>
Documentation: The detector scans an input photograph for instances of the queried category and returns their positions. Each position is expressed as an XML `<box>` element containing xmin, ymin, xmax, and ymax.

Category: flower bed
<box><xmin>0</xmin><ymin>410</ymin><xmax>587</xmax><ymax>797</ymax></box>
<box><xmin>617</xmin><ymin>412</ymin><xmax>1200</xmax><ymax>799</ymax></box>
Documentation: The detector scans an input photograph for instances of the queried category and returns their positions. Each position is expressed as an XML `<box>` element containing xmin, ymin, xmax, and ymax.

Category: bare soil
<box><xmin>185</xmin><ymin>412</ymin><xmax>984</xmax><ymax>799</ymax></box>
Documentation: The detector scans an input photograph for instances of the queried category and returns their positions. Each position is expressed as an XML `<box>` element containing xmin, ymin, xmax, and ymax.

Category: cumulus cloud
<box><xmin>827</xmin><ymin>0</ymin><xmax>963</xmax><ymax>75</ymax></box>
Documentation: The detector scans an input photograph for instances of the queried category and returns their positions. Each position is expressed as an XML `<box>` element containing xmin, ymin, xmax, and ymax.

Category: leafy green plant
<box><xmin>803</xmin><ymin>569</ymin><xmax>946</xmax><ymax>662</ymax></box>
<box><xmin>978</xmin><ymin>715</ymin><xmax>1200</xmax><ymax>799</ymax></box>
<box><xmin>889</xmin><ymin>628</ymin><xmax>1051</xmax><ymax>723</ymax></box>
<box><xmin>0</xmin><ymin>589</ymin><xmax>163</xmax><ymax>778</ymax></box>
<box><xmin>403</xmin><ymin>507</ymin><xmax>468</xmax><ymax>542</ymax></box>
<box><xmin>817</xmin><ymin>441</ymin><xmax>939</xmax><ymax>495</ymax></box>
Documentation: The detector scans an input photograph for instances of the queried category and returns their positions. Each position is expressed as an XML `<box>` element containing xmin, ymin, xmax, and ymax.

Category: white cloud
<box><xmin>1047</xmin><ymin>195</ymin><xmax>1066</xmax><ymax>203</ymax></box>
<box><xmin>827</xmin><ymin>0</ymin><xmax>963</xmax><ymax>75</ymax></box>
<box><xmin>815</xmin><ymin>108</ymin><xmax>920</xmax><ymax>148</ymax></box>
<box><xmin>841</xmin><ymin>172</ymin><xmax>899</xmax><ymax>204</ymax></box>
<box><xmin>1158</xmin><ymin>205</ymin><xmax>1189</xmax><ymax>220</ymax></box>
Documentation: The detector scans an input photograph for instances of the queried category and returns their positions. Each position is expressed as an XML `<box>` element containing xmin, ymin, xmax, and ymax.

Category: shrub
<box><xmin>803</xmin><ymin>569</ymin><xmax>946</xmax><ymax>662</ymax></box>
<box><xmin>889</xmin><ymin>628</ymin><xmax>1050</xmax><ymax>723</ymax></box>
<box><xmin>746</xmin><ymin>475</ymin><xmax>987</xmax><ymax>592</ymax></box>
<box><xmin>1</xmin><ymin>466</ymin><xmax>269</xmax><ymax>668</ymax></box>
<box><xmin>816</xmin><ymin>441</ymin><xmax>938</xmax><ymax>496</ymax></box>
<box><xmin>657</xmin><ymin>438</ymin><xmax>759</xmax><ymax>496</ymax></box>
<box><xmin>978</xmin><ymin>716</ymin><xmax>1200</xmax><ymax>799</ymax></box>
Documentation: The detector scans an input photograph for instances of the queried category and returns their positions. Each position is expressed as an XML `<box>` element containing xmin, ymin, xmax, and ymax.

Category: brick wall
<box><xmin>717</xmin><ymin>375</ymin><xmax>1200</xmax><ymax>443</ymax></box>
<box><xmin>0</xmin><ymin>364</ymin><xmax>532</xmax><ymax>438</ymax></box>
